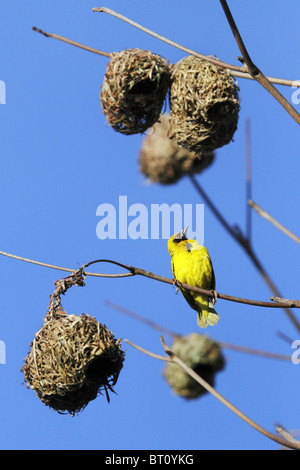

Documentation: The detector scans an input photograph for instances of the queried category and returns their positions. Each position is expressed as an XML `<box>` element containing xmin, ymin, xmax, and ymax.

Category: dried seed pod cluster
<box><xmin>169</xmin><ymin>55</ymin><xmax>240</xmax><ymax>153</ymax></box>
<box><xmin>139</xmin><ymin>114</ymin><xmax>215</xmax><ymax>184</ymax></box>
<box><xmin>22</xmin><ymin>309</ymin><xmax>125</xmax><ymax>415</ymax></box>
<box><xmin>100</xmin><ymin>48</ymin><xmax>170</xmax><ymax>135</ymax></box>
<box><xmin>163</xmin><ymin>333</ymin><xmax>225</xmax><ymax>399</ymax></box>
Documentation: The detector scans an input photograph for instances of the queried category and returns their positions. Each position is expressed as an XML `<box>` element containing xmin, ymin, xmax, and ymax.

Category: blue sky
<box><xmin>0</xmin><ymin>0</ymin><xmax>299</xmax><ymax>450</ymax></box>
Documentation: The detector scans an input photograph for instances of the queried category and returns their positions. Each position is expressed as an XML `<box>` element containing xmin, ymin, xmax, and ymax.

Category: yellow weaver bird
<box><xmin>168</xmin><ymin>226</ymin><xmax>219</xmax><ymax>328</ymax></box>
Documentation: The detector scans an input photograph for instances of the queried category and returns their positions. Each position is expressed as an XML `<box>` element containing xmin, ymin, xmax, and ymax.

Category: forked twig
<box><xmin>125</xmin><ymin>337</ymin><xmax>300</xmax><ymax>450</ymax></box>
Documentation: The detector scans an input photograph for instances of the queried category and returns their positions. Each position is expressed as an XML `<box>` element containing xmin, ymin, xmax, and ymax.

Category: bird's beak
<box><xmin>175</xmin><ymin>226</ymin><xmax>189</xmax><ymax>240</ymax></box>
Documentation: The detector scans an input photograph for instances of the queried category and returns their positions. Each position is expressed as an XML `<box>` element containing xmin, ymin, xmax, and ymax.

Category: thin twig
<box><xmin>219</xmin><ymin>0</ymin><xmax>300</xmax><ymax>125</ymax></box>
<box><xmin>125</xmin><ymin>339</ymin><xmax>169</xmax><ymax>362</ymax></box>
<box><xmin>32</xmin><ymin>26</ymin><xmax>111</xmax><ymax>57</ymax></box>
<box><xmin>107</xmin><ymin>301</ymin><xmax>292</xmax><ymax>362</ymax></box>
<box><xmin>125</xmin><ymin>337</ymin><xmax>300</xmax><ymax>450</ymax></box>
<box><xmin>92</xmin><ymin>7</ymin><xmax>299</xmax><ymax>88</ymax></box>
<box><xmin>245</xmin><ymin>119</ymin><xmax>252</xmax><ymax>243</ymax></box>
<box><xmin>105</xmin><ymin>300</ymin><xmax>176</xmax><ymax>337</ymax></box>
<box><xmin>1</xmin><ymin>250</ymin><xmax>300</xmax><ymax>310</ymax></box>
<box><xmin>275</xmin><ymin>423</ymin><xmax>300</xmax><ymax>446</ymax></box>
<box><xmin>189</xmin><ymin>175</ymin><xmax>300</xmax><ymax>333</ymax></box>
<box><xmin>0</xmin><ymin>250</ymin><xmax>133</xmax><ymax>278</ymax></box>
<box><xmin>271</xmin><ymin>297</ymin><xmax>300</xmax><ymax>308</ymax></box>
<box><xmin>276</xmin><ymin>331</ymin><xmax>294</xmax><ymax>345</ymax></box>
<box><xmin>87</xmin><ymin>259</ymin><xmax>300</xmax><ymax>309</ymax></box>
<box><xmin>219</xmin><ymin>341</ymin><xmax>291</xmax><ymax>362</ymax></box>
<box><xmin>249</xmin><ymin>200</ymin><xmax>300</xmax><ymax>244</ymax></box>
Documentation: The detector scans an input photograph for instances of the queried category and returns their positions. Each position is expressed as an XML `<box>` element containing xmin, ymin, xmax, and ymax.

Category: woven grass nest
<box><xmin>22</xmin><ymin>309</ymin><xmax>125</xmax><ymax>415</ymax></box>
<box><xmin>163</xmin><ymin>333</ymin><xmax>225</xmax><ymax>399</ymax></box>
<box><xmin>169</xmin><ymin>55</ymin><xmax>240</xmax><ymax>153</ymax></box>
<box><xmin>100</xmin><ymin>48</ymin><xmax>170</xmax><ymax>135</ymax></box>
<box><xmin>139</xmin><ymin>114</ymin><xmax>215</xmax><ymax>184</ymax></box>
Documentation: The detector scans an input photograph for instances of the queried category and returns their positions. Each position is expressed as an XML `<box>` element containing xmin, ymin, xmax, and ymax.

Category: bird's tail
<box><xmin>197</xmin><ymin>302</ymin><xmax>219</xmax><ymax>328</ymax></box>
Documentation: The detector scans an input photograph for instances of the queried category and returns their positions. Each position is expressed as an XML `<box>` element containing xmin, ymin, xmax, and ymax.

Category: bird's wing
<box><xmin>180</xmin><ymin>287</ymin><xmax>198</xmax><ymax>312</ymax></box>
<box><xmin>211</xmin><ymin>261</ymin><xmax>216</xmax><ymax>290</ymax></box>
<box><xmin>171</xmin><ymin>255</ymin><xmax>197</xmax><ymax>311</ymax></box>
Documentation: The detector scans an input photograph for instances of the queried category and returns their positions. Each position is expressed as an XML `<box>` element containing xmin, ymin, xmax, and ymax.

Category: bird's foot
<box><xmin>210</xmin><ymin>289</ymin><xmax>218</xmax><ymax>305</ymax></box>
<box><xmin>172</xmin><ymin>278</ymin><xmax>180</xmax><ymax>294</ymax></box>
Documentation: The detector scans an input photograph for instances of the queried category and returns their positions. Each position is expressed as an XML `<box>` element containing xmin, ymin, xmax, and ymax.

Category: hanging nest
<box><xmin>100</xmin><ymin>48</ymin><xmax>170</xmax><ymax>135</ymax></box>
<box><xmin>139</xmin><ymin>114</ymin><xmax>215</xmax><ymax>184</ymax></box>
<box><xmin>169</xmin><ymin>55</ymin><xmax>240</xmax><ymax>153</ymax></box>
<box><xmin>22</xmin><ymin>309</ymin><xmax>125</xmax><ymax>415</ymax></box>
<box><xmin>163</xmin><ymin>333</ymin><xmax>225</xmax><ymax>399</ymax></box>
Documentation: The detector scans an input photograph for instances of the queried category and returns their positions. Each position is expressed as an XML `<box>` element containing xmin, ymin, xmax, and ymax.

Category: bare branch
<box><xmin>108</xmin><ymin>301</ymin><xmax>292</xmax><ymax>362</ymax></box>
<box><xmin>125</xmin><ymin>337</ymin><xmax>300</xmax><ymax>450</ymax></box>
<box><xmin>105</xmin><ymin>300</ymin><xmax>176</xmax><ymax>337</ymax></box>
<box><xmin>276</xmin><ymin>423</ymin><xmax>300</xmax><ymax>447</ymax></box>
<box><xmin>0</xmin><ymin>249</ymin><xmax>133</xmax><ymax>278</ymax></box>
<box><xmin>124</xmin><ymin>339</ymin><xmax>169</xmax><ymax>362</ymax></box>
<box><xmin>1</xmin><ymin>250</ymin><xmax>299</xmax><ymax>311</ymax></box>
<box><xmin>271</xmin><ymin>297</ymin><xmax>300</xmax><ymax>308</ymax></box>
<box><xmin>32</xmin><ymin>26</ymin><xmax>111</xmax><ymax>57</ymax></box>
<box><xmin>249</xmin><ymin>200</ymin><xmax>300</xmax><ymax>244</ymax></box>
<box><xmin>92</xmin><ymin>7</ymin><xmax>299</xmax><ymax>88</ymax></box>
<box><xmin>219</xmin><ymin>0</ymin><xmax>300</xmax><ymax>125</ymax></box>
<box><xmin>245</xmin><ymin>119</ymin><xmax>252</xmax><ymax>242</ymax></box>
<box><xmin>189</xmin><ymin>176</ymin><xmax>300</xmax><ymax>333</ymax></box>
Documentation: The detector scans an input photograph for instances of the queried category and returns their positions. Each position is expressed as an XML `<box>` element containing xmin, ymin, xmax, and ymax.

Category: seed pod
<box><xmin>169</xmin><ymin>55</ymin><xmax>240</xmax><ymax>152</ymax></box>
<box><xmin>22</xmin><ymin>310</ymin><xmax>125</xmax><ymax>415</ymax></box>
<box><xmin>163</xmin><ymin>333</ymin><xmax>225</xmax><ymax>399</ymax></box>
<box><xmin>139</xmin><ymin>114</ymin><xmax>215</xmax><ymax>184</ymax></box>
<box><xmin>100</xmin><ymin>48</ymin><xmax>170</xmax><ymax>135</ymax></box>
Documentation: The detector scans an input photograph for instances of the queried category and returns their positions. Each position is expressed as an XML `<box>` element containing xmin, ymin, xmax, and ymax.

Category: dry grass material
<box><xmin>163</xmin><ymin>333</ymin><xmax>225</xmax><ymax>399</ymax></box>
<box><xmin>100</xmin><ymin>48</ymin><xmax>170</xmax><ymax>135</ymax></box>
<box><xmin>22</xmin><ymin>309</ymin><xmax>125</xmax><ymax>415</ymax></box>
<box><xmin>169</xmin><ymin>55</ymin><xmax>240</xmax><ymax>152</ymax></box>
<box><xmin>139</xmin><ymin>114</ymin><xmax>215</xmax><ymax>184</ymax></box>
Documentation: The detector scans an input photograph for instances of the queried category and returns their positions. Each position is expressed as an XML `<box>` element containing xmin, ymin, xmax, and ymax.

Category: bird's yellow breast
<box><xmin>169</xmin><ymin>239</ymin><xmax>213</xmax><ymax>290</ymax></box>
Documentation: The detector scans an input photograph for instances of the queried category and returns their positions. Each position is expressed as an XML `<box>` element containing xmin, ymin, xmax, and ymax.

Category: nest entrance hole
<box><xmin>85</xmin><ymin>354</ymin><xmax>120</xmax><ymax>384</ymax></box>
<box><xmin>206</xmin><ymin>101</ymin><xmax>236</xmax><ymax>121</ymax></box>
<box><xmin>128</xmin><ymin>77</ymin><xmax>158</xmax><ymax>95</ymax></box>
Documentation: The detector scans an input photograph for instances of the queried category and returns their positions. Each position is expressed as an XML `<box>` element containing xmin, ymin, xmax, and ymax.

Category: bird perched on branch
<box><xmin>168</xmin><ymin>226</ymin><xmax>219</xmax><ymax>328</ymax></box>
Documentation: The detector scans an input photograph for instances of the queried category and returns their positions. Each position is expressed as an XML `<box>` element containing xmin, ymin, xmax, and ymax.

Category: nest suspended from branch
<box><xmin>163</xmin><ymin>333</ymin><xmax>225</xmax><ymax>399</ymax></box>
<box><xmin>169</xmin><ymin>55</ymin><xmax>240</xmax><ymax>153</ymax></box>
<box><xmin>100</xmin><ymin>48</ymin><xmax>170</xmax><ymax>135</ymax></box>
<box><xmin>21</xmin><ymin>269</ymin><xmax>125</xmax><ymax>415</ymax></box>
<box><xmin>139</xmin><ymin>114</ymin><xmax>215</xmax><ymax>184</ymax></box>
